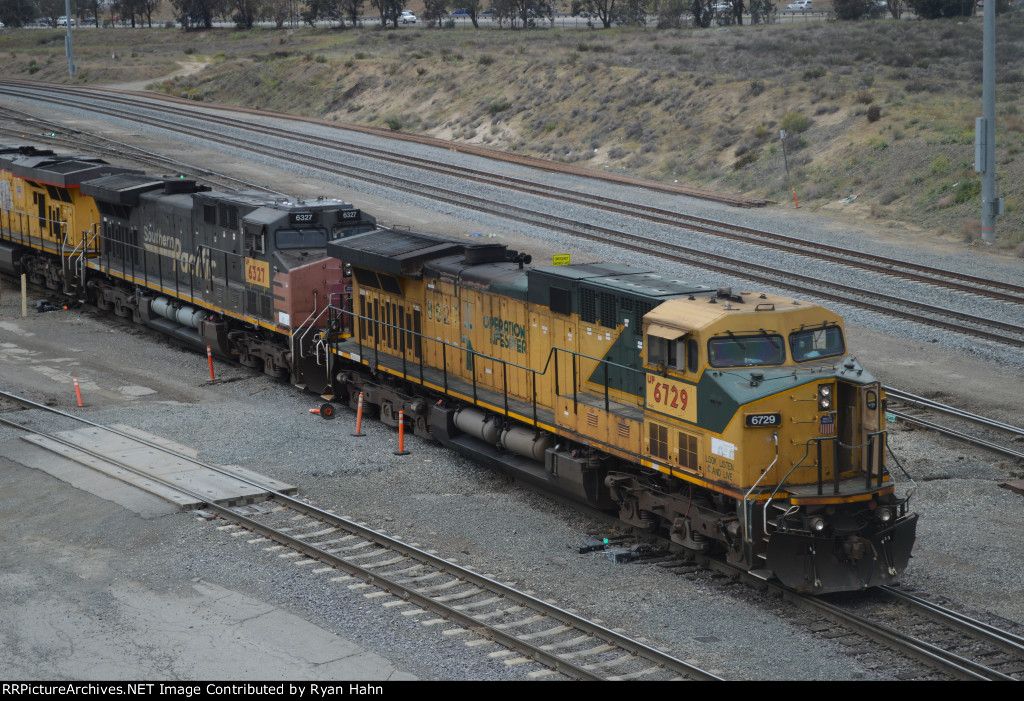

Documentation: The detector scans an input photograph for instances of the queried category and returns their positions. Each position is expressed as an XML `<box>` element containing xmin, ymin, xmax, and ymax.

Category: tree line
<box><xmin>0</xmin><ymin>0</ymin><xmax>1003</xmax><ymax>30</ymax></box>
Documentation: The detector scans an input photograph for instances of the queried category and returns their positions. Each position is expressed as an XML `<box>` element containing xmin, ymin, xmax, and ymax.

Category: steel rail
<box><xmin>0</xmin><ymin>78</ymin><xmax>766</xmax><ymax>208</ymax></box>
<box><xmin>771</xmin><ymin>586</ymin><xmax>1016</xmax><ymax>681</ymax></box>
<box><xmin>884</xmin><ymin>410</ymin><xmax>1024</xmax><ymax>461</ymax></box>
<box><xmin>884</xmin><ymin>386</ymin><xmax>1024</xmax><ymax>436</ymax></box>
<box><xmin>4</xmin><ymin>82</ymin><xmax>1023</xmax><ymax>307</ymax></box>
<box><xmin>0</xmin><ymin>389</ymin><xmax>719</xmax><ymax>682</ymax></box>
<box><xmin>2</xmin><ymin>84</ymin><xmax>1021</xmax><ymax>346</ymax></box>
<box><xmin>879</xmin><ymin>586</ymin><xmax>1024</xmax><ymax>657</ymax></box>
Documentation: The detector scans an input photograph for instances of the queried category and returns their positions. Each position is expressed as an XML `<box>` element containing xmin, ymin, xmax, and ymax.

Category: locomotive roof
<box><xmin>81</xmin><ymin>172</ymin><xmax>175</xmax><ymax>205</ymax></box>
<box><xmin>327</xmin><ymin>229</ymin><xmax>465</xmax><ymax>277</ymax></box>
<box><xmin>0</xmin><ymin>144</ymin><xmax>53</xmax><ymax>158</ymax></box>
<box><xmin>530</xmin><ymin>265</ymin><xmax>713</xmax><ymax>299</ymax></box>
<box><xmin>1</xmin><ymin>152</ymin><xmax>134</xmax><ymax>188</ymax></box>
<box><xmin>332</xmin><ymin>228</ymin><xmax>727</xmax><ymax>304</ymax></box>
<box><xmin>197</xmin><ymin>190</ymin><xmax>355</xmax><ymax>211</ymax></box>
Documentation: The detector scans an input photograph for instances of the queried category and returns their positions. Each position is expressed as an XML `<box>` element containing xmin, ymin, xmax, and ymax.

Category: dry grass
<box><xmin>2</xmin><ymin>15</ymin><xmax>1023</xmax><ymax>249</ymax></box>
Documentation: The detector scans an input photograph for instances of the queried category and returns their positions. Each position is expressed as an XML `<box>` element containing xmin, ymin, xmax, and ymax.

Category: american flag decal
<box><xmin>819</xmin><ymin>414</ymin><xmax>835</xmax><ymax>435</ymax></box>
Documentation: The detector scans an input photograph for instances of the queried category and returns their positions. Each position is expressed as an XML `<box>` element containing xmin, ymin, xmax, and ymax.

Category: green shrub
<box><xmin>487</xmin><ymin>98</ymin><xmax>511</xmax><ymax>116</ymax></box>
<box><xmin>781</xmin><ymin>111</ymin><xmax>811</xmax><ymax>134</ymax></box>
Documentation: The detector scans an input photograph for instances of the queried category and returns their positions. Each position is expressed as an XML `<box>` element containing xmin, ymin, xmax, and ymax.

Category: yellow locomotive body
<box><xmin>0</xmin><ymin>146</ymin><xmax>133</xmax><ymax>290</ymax></box>
<box><xmin>326</xmin><ymin>229</ymin><xmax>916</xmax><ymax>594</ymax></box>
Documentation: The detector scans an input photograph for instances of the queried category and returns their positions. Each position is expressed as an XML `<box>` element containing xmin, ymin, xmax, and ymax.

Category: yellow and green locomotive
<box><xmin>325</xmin><ymin>229</ymin><xmax>917</xmax><ymax>594</ymax></box>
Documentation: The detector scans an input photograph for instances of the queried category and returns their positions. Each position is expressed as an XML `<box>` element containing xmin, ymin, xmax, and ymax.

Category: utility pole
<box><xmin>64</xmin><ymin>0</ymin><xmax>75</xmax><ymax>77</ymax></box>
<box><xmin>976</xmin><ymin>0</ymin><xmax>1002</xmax><ymax>244</ymax></box>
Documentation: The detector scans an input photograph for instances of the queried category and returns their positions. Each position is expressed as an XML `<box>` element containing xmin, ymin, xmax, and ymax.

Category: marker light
<box><xmin>818</xmin><ymin>384</ymin><xmax>833</xmax><ymax>411</ymax></box>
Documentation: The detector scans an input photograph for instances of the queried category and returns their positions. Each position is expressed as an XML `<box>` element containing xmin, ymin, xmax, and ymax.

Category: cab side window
<box><xmin>648</xmin><ymin>334</ymin><xmax>697</xmax><ymax>373</ymax></box>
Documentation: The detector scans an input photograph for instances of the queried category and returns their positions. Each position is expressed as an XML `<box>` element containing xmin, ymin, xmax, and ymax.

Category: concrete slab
<box><xmin>0</xmin><ymin>453</ymin><xmax>418</xmax><ymax>681</ymax></box>
<box><xmin>21</xmin><ymin>424</ymin><xmax>296</xmax><ymax>509</ymax></box>
<box><xmin>0</xmin><ymin>438</ymin><xmax>181</xmax><ymax>519</ymax></box>
<box><xmin>0</xmin><ymin>564</ymin><xmax>416</xmax><ymax>681</ymax></box>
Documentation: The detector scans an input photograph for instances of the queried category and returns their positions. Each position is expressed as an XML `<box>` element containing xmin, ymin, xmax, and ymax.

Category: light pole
<box><xmin>976</xmin><ymin>0</ymin><xmax>1002</xmax><ymax>244</ymax></box>
<box><xmin>64</xmin><ymin>0</ymin><xmax>75</xmax><ymax>77</ymax></box>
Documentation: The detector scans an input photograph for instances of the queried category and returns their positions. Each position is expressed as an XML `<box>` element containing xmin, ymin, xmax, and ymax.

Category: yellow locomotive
<box><xmin>325</xmin><ymin>229</ymin><xmax>917</xmax><ymax>594</ymax></box>
<box><xmin>0</xmin><ymin>145</ymin><xmax>377</xmax><ymax>392</ymax></box>
<box><xmin>0</xmin><ymin>145</ymin><xmax>132</xmax><ymax>290</ymax></box>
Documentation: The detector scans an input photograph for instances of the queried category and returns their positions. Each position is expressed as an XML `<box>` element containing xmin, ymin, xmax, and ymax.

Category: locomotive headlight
<box><xmin>877</xmin><ymin>507</ymin><xmax>893</xmax><ymax>524</ymax></box>
<box><xmin>807</xmin><ymin>516</ymin><xmax>826</xmax><ymax>533</ymax></box>
<box><xmin>818</xmin><ymin>384</ymin><xmax>832</xmax><ymax>410</ymax></box>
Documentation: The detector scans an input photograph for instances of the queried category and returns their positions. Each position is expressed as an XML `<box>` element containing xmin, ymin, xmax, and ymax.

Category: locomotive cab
<box><xmin>630</xmin><ymin>290</ymin><xmax>916</xmax><ymax>593</ymax></box>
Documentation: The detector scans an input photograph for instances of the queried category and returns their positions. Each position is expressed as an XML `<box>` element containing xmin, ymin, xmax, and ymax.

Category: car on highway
<box><xmin>57</xmin><ymin>16</ymin><xmax>75</xmax><ymax>26</ymax></box>
<box><xmin>450</xmin><ymin>8</ymin><xmax>469</xmax><ymax>15</ymax></box>
<box><xmin>786</xmin><ymin>0</ymin><xmax>812</xmax><ymax>9</ymax></box>
<box><xmin>712</xmin><ymin>1</ymin><xmax>732</xmax><ymax>9</ymax></box>
<box><xmin>400</xmin><ymin>9</ymin><xmax>417</xmax><ymax>22</ymax></box>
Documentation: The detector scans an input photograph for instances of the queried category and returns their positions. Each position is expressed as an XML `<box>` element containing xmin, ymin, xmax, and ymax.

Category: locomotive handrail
<box><xmin>293</xmin><ymin>290</ymin><xmax>327</xmax><ymax>359</ymax></box>
<box><xmin>741</xmin><ymin>432</ymin><xmax>779</xmax><ymax>545</ymax></box>
<box><xmin>756</xmin><ymin>435</ymin><xmax>843</xmax><ymax>541</ymax></box>
<box><xmin>884</xmin><ymin>441</ymin><xmax>917</xmax><ymax>501</ymax></box>
<box><xmin>327</xmin><ymin>303</ymin><xmax>642</xmax><ymax>380</ymax></box>
<box><xmin>326</xmin><ymin>303</ymin><xmax>646</xmax><ymax>418</ymax></box>
<box><xmin>68</xmin><ymin>224</ymin><xmax>101</xmax><ymax>295</ymax></box>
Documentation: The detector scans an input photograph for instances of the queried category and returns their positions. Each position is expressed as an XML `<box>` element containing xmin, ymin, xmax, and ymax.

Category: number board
<box><xmin>745</xmin><ymin>413</ymin><xmax>782</xmax><ymax>428</ymax></box>
<box><xmin>645</xmin><ymin>375</ymin><xmax>697</xmax><ymax>423</ymax></box>
<box><xmin>340</xmin><ymin>209</ymin><xmax>361</xmax><ymax>220</ymax></box>
<box><xmin>244</xmin><ymin>257</ymin><xmax>270</xmax><ymax>288</ymax></box>
<box><xmin>289</xmin><ymin>211</ymin><xmax>319</xmax><ymax>226</ymax></box>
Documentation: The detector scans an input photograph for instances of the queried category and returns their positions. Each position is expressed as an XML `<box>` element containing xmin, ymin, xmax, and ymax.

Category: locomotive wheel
<box><xmin>380</xmin><ymin>402</ymin><xmax>399</xmax><ymax>427</ymax></box>
<box><xmin>238</xmin><ymin>348</ymin><xmax>262</xmax><ymax>369</ymax></box>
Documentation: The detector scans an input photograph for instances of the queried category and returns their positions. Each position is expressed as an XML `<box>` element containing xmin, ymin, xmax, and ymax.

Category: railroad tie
<box><xmin>606</xmin><ymin>666</ymin><xmax>662</xmax><ymax>681</ymax></box>
<box><xmin>526</xmin><ymin>669</ymin><xmax>561</xmax><ymax>679</ymax></box>
<box><xmin>415</xmin><ymin>578</ymin><xmax>463</xmax><ymax>594</ymax></box>
<box><xmin>432</xmin><ymin>587</ymin><xmax>485</xmax><ymax>603</ymax></box>
<box><xmin>581</xmin><ymin>653</ymin><xmax>635</xmax><ymax>670</ymax></box>
<box><xmin>474</xmin><ymin>606</ymin><xmax>525</xmax><ymax>621</ymax></box>
<box><xmin>361</xmin><ymin>555</ymin><xmax>409</xmax><ymax>569</ymax></box>
<box><xmin>559</xmin><ymin>643</ymin><xmax>615</xmax><ymax>660</ymax></box>
<box><xmin>453</xmin><ymin>595</ymin><xmax>502</xmax><ymax>611</ymax></box>
<box><xmin>539</xmin><ymin>634</ymin><xmax>592</xmax><ymax>651</ymax></box>
<box><xmin>493</xmin><ymin>614</ymin><xmax>546</xmax><ymax>630</ymax></box>
<box><xmin>517</xmin><ymin>625</ymin><xmax>574</xmax><ymax>641</ymax></box>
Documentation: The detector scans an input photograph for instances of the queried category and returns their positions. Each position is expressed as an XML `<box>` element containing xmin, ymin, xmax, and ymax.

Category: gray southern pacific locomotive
<box><xmin>0</xmin><ymin>145</ymin><xmax>376</xmax><ymax>392</ymax></box>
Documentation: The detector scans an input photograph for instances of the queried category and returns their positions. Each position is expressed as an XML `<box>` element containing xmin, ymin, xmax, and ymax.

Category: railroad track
<box><xmin>1</xmin><ymin>82</ymin><xmax>1022</xmax><ymax>347</ymax></box>
<box><xmin>884</xmin><ymin>386</ymin><xmax>1024</xmax><ymax>461</ymax></box>
<box><xmin>786</xmin><ymin>586</ymin><xmax>1024</xmax><ymax>680</ymax></box>
<box><xmin>0</xmin><ymin>389</ymin><xmax>721</xmax><ymax>682</ymax></box>
<box><xmin>622</xmin><ymin>548</ymin><xmax>1024</xmax><ymax>680</ymax></box>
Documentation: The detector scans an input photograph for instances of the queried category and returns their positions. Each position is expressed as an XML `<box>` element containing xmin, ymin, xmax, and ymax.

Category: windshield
<box><xmin>790</xmin><ymin>326</ymin><xmax>845</xmax><ymax>362</ymax></box>
<box><xmin>708</xmin><ymin>334</ymin><xmax>785</xmax><ymax>368</ymax></box>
